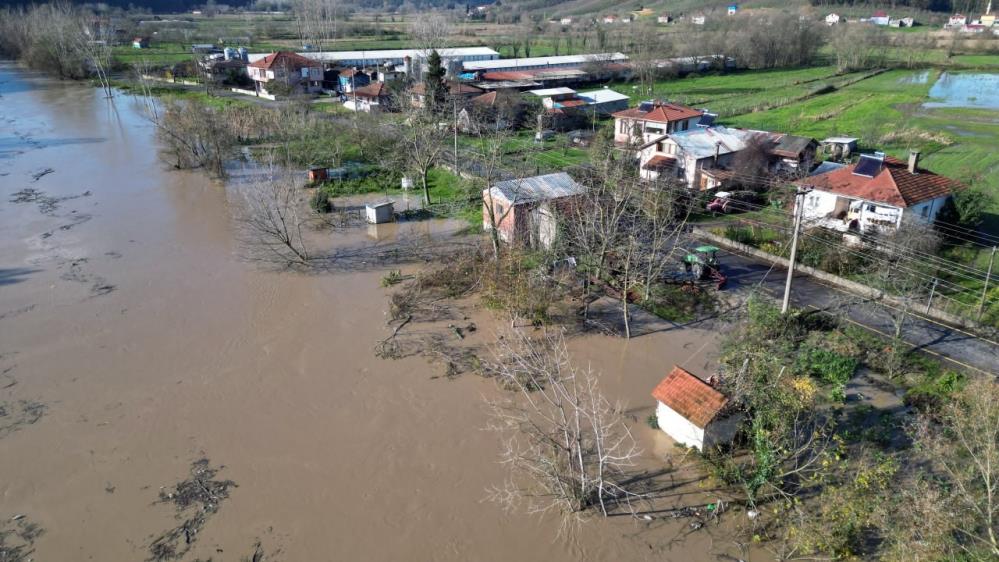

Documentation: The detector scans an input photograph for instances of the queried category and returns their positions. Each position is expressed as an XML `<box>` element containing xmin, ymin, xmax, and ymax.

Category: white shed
<box><xmin>365</xmin><ymin>201</ymin><xmax>394</xmax><ymax>224</ymax></box>
<box><xmin>651</xmin><ymin>366</ymin><xmax>740</xmax><ymax>452</ymax></box>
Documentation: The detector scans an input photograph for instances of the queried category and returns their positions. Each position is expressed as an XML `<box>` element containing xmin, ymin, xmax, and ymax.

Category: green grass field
<box><xmin>720</xmin><ymin>69</ymin><xmax>999</xmax><ymax>190</ymax></box>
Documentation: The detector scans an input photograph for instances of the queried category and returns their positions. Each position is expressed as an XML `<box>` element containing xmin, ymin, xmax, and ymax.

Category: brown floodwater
<box><xmin>0</xmin><ymin>63</ymin><xmax>750</xmax><ymax>561</ymax></box>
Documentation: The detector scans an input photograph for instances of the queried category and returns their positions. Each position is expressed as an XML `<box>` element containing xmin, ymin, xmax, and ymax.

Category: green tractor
<box><xmin>682</xmin><ymin>245</ymin><xmax>727</xmax><ymax>289</ymax></box>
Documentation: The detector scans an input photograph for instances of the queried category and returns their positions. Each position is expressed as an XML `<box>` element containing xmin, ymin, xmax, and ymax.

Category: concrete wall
<box><xmin>692</xmin><ymin>226</ymin><xmax>987</xmax><ymax>332</ymax></box>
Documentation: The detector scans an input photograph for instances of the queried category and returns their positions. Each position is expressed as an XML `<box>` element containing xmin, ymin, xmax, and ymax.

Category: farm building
<box><xmin>651</xmin><ymin>366</ymin><xmax>740</xmax><ymax>452</ymax></box>
<box><xmin>483</xmin><ymin>172</ymin><xmax>585</xmax><ymax>249</ymax></box>
<box><xmin>796</xmin><ymin>151</ymin><xmax>961</xmax><ymax>234</ymax></box>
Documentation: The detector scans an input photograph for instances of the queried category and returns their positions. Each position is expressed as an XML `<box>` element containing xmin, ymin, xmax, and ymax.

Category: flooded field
<box><xmin>0</xmin><ymin>63</ymin><xmax>744</xmax><ymax>561</ymax></box>
<box><xmin>925</xmin><ymin>71</ymin><xmax>999</xmax><ymax>109</ymax></box>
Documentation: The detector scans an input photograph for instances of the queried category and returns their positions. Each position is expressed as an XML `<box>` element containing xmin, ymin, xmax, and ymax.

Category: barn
<box><xmin>651</xmin><ymin>366</ymin><xmax>741</xmax><ymax>451</ymax></box>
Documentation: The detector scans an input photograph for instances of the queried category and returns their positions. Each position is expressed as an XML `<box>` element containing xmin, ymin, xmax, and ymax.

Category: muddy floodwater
<box><xmin>924</xmin><ymin>71</ymin><xmax>999</xmax><ymax>109</ymax></box>
<box><xmin>0</xmin><ymin>62</ymin><xmax>739</xmax><ymax>561</ymax></box>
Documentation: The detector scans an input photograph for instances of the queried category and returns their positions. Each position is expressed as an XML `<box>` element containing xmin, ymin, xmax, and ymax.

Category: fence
<box><xmin>693</xmin><ymin>226</ymin><xmax>993</xmax><ymax>335</ymax></box>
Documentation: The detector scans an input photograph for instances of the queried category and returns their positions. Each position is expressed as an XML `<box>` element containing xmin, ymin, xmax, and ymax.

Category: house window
<box><xmin>656</xmin><ymin>141</ymin><xmax>665</xmax><ymax>152</ymax></box>
<box><xmin>682</xmin><ymin>120</ymin><xmax>689</xmax><ymax>131</ymax></box>
<box><xmin>920</xmin><ymin>206</ymin><xmax>929</xmax><ymax>218</ymax></box>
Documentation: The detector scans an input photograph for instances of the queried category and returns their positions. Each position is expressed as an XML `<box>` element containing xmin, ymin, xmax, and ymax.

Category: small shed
<box><xmin>307</xmin><ymin>167</ymin><xmax>329</xmax><ymax>183</ymax></box>
<box><xmin>365</xmin><ymin>201</ymin><xmax>394</xmax><ymax>224</ymax></box>
<box><xmin>651</xmin><ymin>366</ymin><xmax>740</xmax><ymax>452</ymax></box>
<box><xmin>820</xmin><ymin>137</ymin><xmax>859</xmax><ymax>161</ymax></box>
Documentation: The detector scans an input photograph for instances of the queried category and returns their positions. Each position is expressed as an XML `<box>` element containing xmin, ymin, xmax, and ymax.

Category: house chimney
<box><xmin>908</xmin><ymin>149</ymin><xmax>920</xmax><ymax>174</ymax></box>
<box><xmin>714</xmin><ymin>141</ymin><xmax>721</xmax><ymax>164</ymax></box>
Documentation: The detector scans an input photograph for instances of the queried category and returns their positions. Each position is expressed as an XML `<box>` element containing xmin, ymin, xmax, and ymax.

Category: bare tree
<box><xmin>74</xmin><ymin>13</ymin><xmax>116</xmax><ymax>98</ymax></box>
<box><xmin>484</xmin><ymin>329</ymin><xmax>645</xmax><ymax>532</ymax></box>
<box><xmin>392</xmin><ymin>109</ymin><xmax>450</xmax><ymax>206</ymax></box>
<box><xmin>234</xmin><ymin>165</ymin><xmax>312</xmax><ymax>268</ymax></box>
<box><xmin>905</xmin><ymin>379</ymin><xmax>999</xmax><ymax>560</ymax></box>
<box><xmin>410</xmin><ymin>12</ymin><xmax>451</xmax><ymax>66</ymax></box>
<box><xmin>292</xmin><ymin>0</ymin><xmax>339</xmax><ymax>51</ymax></box>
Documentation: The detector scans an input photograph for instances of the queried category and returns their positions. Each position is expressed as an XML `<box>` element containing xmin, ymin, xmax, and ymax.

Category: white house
<box><xmin>825</xmin><ymin>13</ymin><xmax>841</xmax><ymax>25</ymax></box>
<box><xmin>560</xmin><ymin>17</ymin><xmax>573</xmax><ymax>25</ymax></box>
<box><xmin>651</xmin><ymin>366</ymin><xmax>740</xmax><ymax>452</ymax></box>
<box><xmin>637</xmin><ymin>126</ymin><xmax>751</xmax><ymax>189</ymax></box>
<box><xmin>870</xmin><ymin>11</ymin><xmax>890</xmax><ymax>25</ymax></box>
<box><xmin>797</xmin><ymin>151</ymin><xmax>960</xmax><ymax>234</ymax></box>
<box><xmin>247</xmin><ymin>51</ymin><xmax>323</xmax><ymax>98</ymax></box>
<box><xmin>691</xmin><ymin>14</ymin><xmax>706</xmax><ymax>25</ymax></box>
<box><xmin>947</xmin><ymin>14</ymin><xmax>968</xmax><ymax>28</ymax></box>
<box><xmin>658</xmin><ymin>15</ymin><xmax>673</xmax><ymax>24</ymax></box>
<box><xmin>612</xmin><ymin>100</ymin><xmax>703</xmax><ymax>145</ymax></box>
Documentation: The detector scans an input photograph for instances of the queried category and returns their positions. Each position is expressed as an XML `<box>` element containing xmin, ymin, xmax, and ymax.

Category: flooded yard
<box><xmin>924</xmin><ymin>71</ymin><xmax>999</xmax><ymax>109</ymax></box>
<box><xmin>0</xmin><ymin>62</ymin><xmax>742</xmax><ymax>561</ymax></box>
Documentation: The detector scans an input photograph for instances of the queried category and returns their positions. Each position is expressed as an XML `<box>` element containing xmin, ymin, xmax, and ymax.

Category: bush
<box><xmin>904</xmin><ymin>370</ymin><xmax>966</xmax><ymax>412</ymax></box>
<box><xmin>646</xmin><ymin>414</ymin><xmax>659</xmax><ymax>430</ymax></box>
<box><xmin>795</xmin><ymin>344</ymin><xmax>858</xmax><ymax>401</ymax></box>
<box><xmin>310</xmin><ymin>188</ymin><xmax>333</xmax><ymax>213</ymax></box>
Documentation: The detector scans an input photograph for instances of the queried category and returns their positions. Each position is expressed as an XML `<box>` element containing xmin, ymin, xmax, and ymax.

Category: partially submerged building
<box><xmin>651</xmin><ymin>366</ymin><xmax>740</xmax><ymax>452</ymax></box>
<box><xmin>483</xmin><ymin>172</ymin><xmax>586</xmax><ymax>249</ymax></box>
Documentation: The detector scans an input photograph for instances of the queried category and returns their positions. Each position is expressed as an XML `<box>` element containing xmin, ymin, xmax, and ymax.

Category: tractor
<box><xmin>682</xmin><ymin>245</ymin><xmax>727</xmax><ymax>289</ymax></box>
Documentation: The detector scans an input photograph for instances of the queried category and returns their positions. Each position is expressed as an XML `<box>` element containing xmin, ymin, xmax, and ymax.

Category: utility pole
<box><xmin>782</xmin><ymin>186</ymin><xmax>811</xmax><ymax>315</ymax></box>
<box><xmin>978</xmin><ymin>246</ymin><xmax>997</xmax><ymax>321</ymax></box>
<box><xmin>453</xmin><ymin>96</ymin><xmax>459</xmax><ymax>172</ymax></box>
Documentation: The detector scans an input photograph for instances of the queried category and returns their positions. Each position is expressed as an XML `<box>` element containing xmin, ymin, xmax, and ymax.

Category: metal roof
<box><xmin>821</xmin><ymin>137</ymin><xmax>859</xmax><ymax>144</ymax></box>
<box><xmin>463</xmin><ymin>52</ymin><xmax>628</xmax><ymax>71</ymax></box>
<box><xmin>668</xmin><ymin>126</ymin><xmax>753</xmax><ymax>160</ymax></box>
<box><xmin>488</xmin><ymin>172</ymin><xmax>585</xmax><ymax>204</ymax></box>
<box><xmin>577</xmin><ymin>88</ymin><xmax>629</xmax><ymax>104</ymax></box>
<box><xmin>528</xmin><ymin>87</ymin><xmax>577</xmax><ymax>96</ymax></box>
<box><xmin>248</xmin><ymin>47</ymin><xmax>499</xmax><ymax>64</ymax></box>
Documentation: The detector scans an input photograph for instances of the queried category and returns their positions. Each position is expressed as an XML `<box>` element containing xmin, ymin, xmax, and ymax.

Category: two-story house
<box><xmin>247</xmin><ymin>51</ymin><xmax>323</xmax><ymax>99</ymax></box>
<box><xmin>796</xmin><ymin>151</ymin><xmax>960</xmax><ymax>234</ymax></box>
<box><xmin>612</xmin><ymin>101</ymin><xmax>704</xmax><ymax>145</ymax></box>
<box><xmin>637</xmin><ymin>126</ymin><xmax>752</xmax><ymax>189</ymax></box>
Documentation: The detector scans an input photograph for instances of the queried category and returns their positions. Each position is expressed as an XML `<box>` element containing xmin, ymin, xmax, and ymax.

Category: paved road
<box><xmin>709</xmin><ymin>243</ymin><xmax>999</xmax><ymax>376</ymax></box>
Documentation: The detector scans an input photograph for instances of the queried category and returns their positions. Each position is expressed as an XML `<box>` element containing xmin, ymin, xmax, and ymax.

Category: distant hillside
<box><xmin>0</xmin><ymin>0</ymin><xmax>254</xmax><ymax>12</ymax></box>
<box><xmin>492</xmin><ymin>0</ymin><xmax>961</xmax><ymax>17</ymax></box>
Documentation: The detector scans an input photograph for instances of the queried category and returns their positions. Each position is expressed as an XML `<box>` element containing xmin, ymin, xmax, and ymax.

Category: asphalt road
<box><xmin>710</xmin><ymin>244</ymin><xmax>999</xmax><ymax>376</ymax></box>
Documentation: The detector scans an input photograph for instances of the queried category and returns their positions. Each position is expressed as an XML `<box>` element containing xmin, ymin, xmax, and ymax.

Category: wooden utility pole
<box><xmin>782</xmin><ymin>187</ymin><xmax>811</xmax><ymax>315</ymax></box>
<box><xmin>977</xmin><ymin>246</ymin><xmax>997</xmax><ymax>320</ymax></box>
<box><xmin>453</xmin><ymin>96</ymin><xmax>459</xmax><ymax>171</ymax></box>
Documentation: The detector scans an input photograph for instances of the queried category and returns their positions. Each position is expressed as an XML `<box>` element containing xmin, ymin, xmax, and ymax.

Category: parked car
<box><xmin>706</xmin><ymin>190</ymin><xmax>761</xmax><ymax>214</ymax></box>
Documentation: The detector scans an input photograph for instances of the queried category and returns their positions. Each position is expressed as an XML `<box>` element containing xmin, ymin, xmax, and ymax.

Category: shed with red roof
<box><xmin>651</xmin><ymin>366</ymin><xmax>740</xmax><ymax>451</ymax></box>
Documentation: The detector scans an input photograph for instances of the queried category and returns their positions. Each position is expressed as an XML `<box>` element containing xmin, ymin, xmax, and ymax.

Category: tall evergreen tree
<box><xmin>423</xmin><ymin>49</ymin><xmax>447</xmax><ymax>112</ymax></box>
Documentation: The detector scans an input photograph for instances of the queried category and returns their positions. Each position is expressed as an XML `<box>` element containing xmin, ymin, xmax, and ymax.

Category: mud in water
<box><xmin>0</xmin><ymin>62</ymin><xmax>750</xmax><ymax>561</ymax></box>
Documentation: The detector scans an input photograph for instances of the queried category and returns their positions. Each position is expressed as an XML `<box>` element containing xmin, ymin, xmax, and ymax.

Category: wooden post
<box><xmin>925</xmin><ymin>278</ymin><xmax>938</xmax><ymax>314</ymax></box>
<box><xmin>978</xmin><ymin>246</ymin><xmax>997</xmax><ymax>321</ymax></box>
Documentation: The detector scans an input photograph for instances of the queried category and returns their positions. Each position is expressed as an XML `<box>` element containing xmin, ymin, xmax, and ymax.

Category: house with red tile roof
<box><xmin>612</xmin><ymin>100</ymin><xmax>704</xmax><ymax>145</ymax></box>
<box><xmin>247</xmin><ymin>51</ymin><xmax>323</xmax><ymax>99</ymax></box>
<box><xmin>345</xmin><ymin>82</ymin><xmax>391</xmax><ymax>113</ymax></box>
<box><xmin>796</xmin><ymin>151</ymin><xmax>960</xmax><ymax>234</ymax></box>
<box><xmin>651</xmin><ymin>366</ymin><xmax>740</xmax><ymax>451</ymax></box>
<box><xmin>409</xmin><ymin>81</ymin><xmax>483</xmax><ymax>109</ymax></box>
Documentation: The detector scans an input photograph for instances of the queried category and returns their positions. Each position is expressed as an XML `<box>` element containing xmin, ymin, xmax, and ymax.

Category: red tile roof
<box><xmin>613</xmin><ymin>101</ymin><xmax>703</xmax><ymax>124</ymax></box>
<box><xmin>352</xmin><ymin>82</ymin><xmax>389</xmax><ymax>98</ymax></box>
<box><xmin>651</xmin><ymin>366</ymin><xmax>727</xmax><ymax>428</ymax></box>
<box><xmin>470</xmin><ymin>91</ymin><xmax>498</xmax><ymax>106</ymax></box>
<box><xmin>797</xmin><ymin>156</ymin><xmax>961</xmax><ymax>208</ymax></box>
<box><xmin>642</xmin><ymin>155</ymin><xmax>677</xmax><ymax>171</ymax></box>
<box><xmin>411</xmin><ymin>81</ymin><xmax>483</xmax><ymax>96</ymax></box>
<box><xmin>249</xmin><ymin>51</ymin><xmax>317</xmax><ymax>70</ymax></box>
